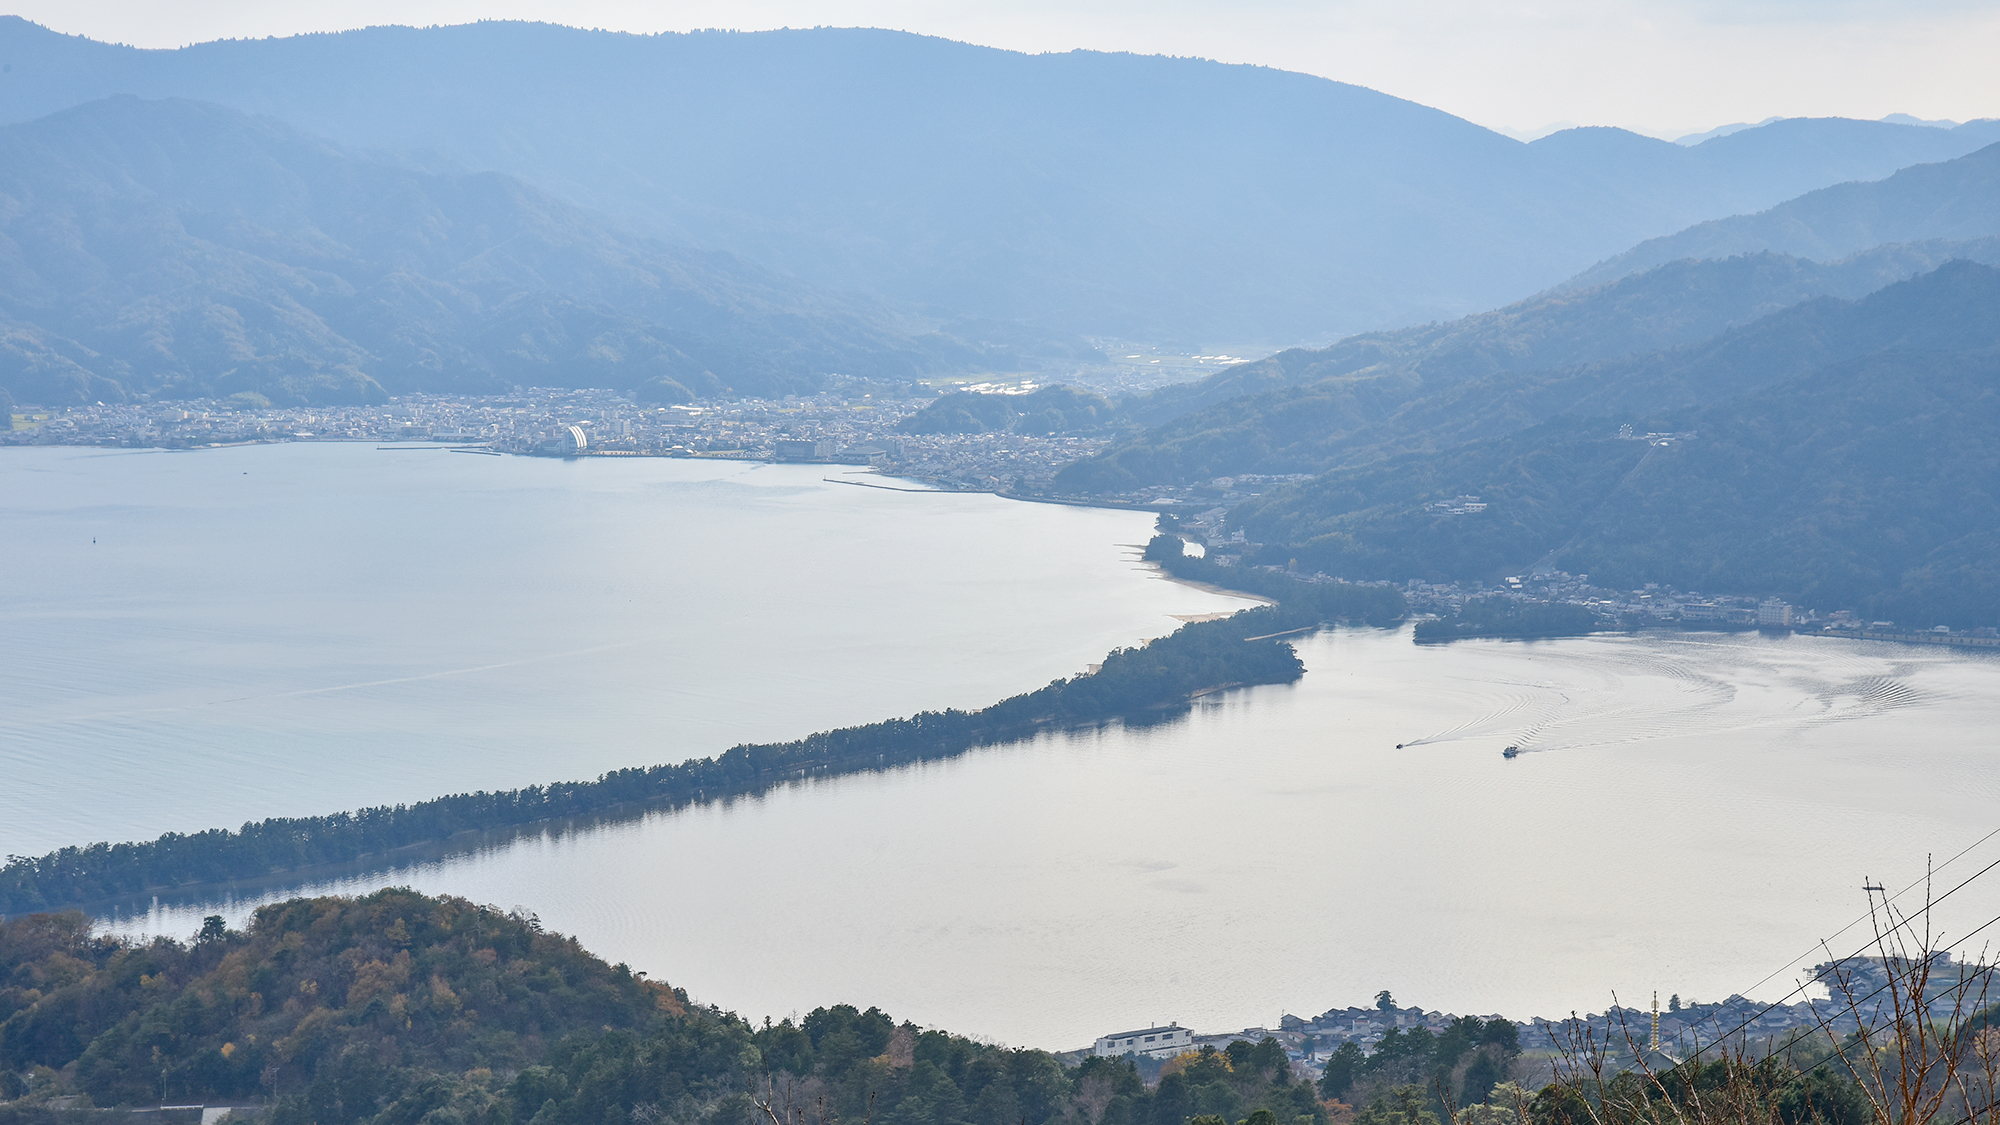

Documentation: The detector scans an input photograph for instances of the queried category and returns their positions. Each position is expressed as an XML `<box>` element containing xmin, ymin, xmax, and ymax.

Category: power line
<box><xmin>1722</xmin><ymin>903</ymin><xmax>2000</xmax><ymax>1109</ymax></box>
<box><xmin>1682</xmin><ymin>851</ymin><xmax>2000</xmax><ymax>1062</ymax></box>
<box><xmin>1565</xmin><ymin>899</ymin><xmax>2000</xmax><ymax>1125</ymax></box>
<box><xmin>1730</xmin><ymin>829</ymin><xmax>2000</xmax><ymax>1002</ymax></box>
<box><xmin>1561</xmin><ymin>844</ymin><xmax>2000</xmax><ymax>1066</ymax></box>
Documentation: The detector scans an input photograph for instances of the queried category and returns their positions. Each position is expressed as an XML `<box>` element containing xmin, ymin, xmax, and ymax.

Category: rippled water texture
<box><xmin>9</xmin><ymin>444</ymin><xmax>2000</xmax><ymax>1051</ymax></box>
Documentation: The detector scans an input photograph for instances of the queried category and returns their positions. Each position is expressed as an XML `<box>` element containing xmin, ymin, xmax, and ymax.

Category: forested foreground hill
<box><xmin>0</xmin><ymin>889</ymin><xmax>1329</xmax><ymax>1125</ymax></box>
<box><xmin>1230</xmin><ymin>342</ymin><xmax>2000</xmax><ymax>627</ymax></box>
<box><xmin>0</xmin><ymin>892</ymin><xmax>675</xmax><ymax>1114</ymax></box>
<box><xmin>0</xmin><ymin>97</ymin><xmax>1029</xmax><ymax>408</ymax></box>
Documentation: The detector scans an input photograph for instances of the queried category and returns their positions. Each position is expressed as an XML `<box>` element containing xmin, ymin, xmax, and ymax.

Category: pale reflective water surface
<box><xmin>8</xmin><ymin>444</ymin><xmax>2000</xmax><ymax>1052</ymax></box>
<box><xmin>1</xmin><ymin>443</ymin><xmax>1251</xmax><ymax>852</ymax></box>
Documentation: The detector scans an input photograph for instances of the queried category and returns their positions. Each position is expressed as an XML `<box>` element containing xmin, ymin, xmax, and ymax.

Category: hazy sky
<box><xmin>14</xmin><ymin>0</ymin><xmax>1999</xmax><ymax>139</ymax></box>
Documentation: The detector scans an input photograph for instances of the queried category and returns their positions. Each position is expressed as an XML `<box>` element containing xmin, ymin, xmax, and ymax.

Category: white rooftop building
<box><xmin>1092</xmin><ymin>1023</ymin><xmax>1193</xmax><ymax>1059</ymax></box>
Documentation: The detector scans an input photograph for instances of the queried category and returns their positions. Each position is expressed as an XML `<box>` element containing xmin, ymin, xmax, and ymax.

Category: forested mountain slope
<box><xmin>0</xmin><ymin>889</ymin><xmax>1332</xmax><ymax>1125</ymax></box>
<box><xmin>0</xmin><ymin>97</ymin><xmax>1005</xmax><ymax>406</ymax></box>
<box><xmin>0</xmin><ymin>19</ymin><xmax>1992</xmax><ymax>342</ymax></box>
<box><xmin>1058</xmin><ymin>248</ymin><xmax>2000</xmax><ymax>490</ymax></box>
<box><xmin>1564</xmin><ymin>141</ymin><xmax>2000</xmax><ymax>290</ymax></box>
<box><xmin>1227</xmin><ymin>284</ymin><xmax>2000</xmax><ymax>626</ymax></box>
<box><xmin>0</xmin><ymin>891</ymin><xmax>673</xmax><ymax>1112</ymax></box>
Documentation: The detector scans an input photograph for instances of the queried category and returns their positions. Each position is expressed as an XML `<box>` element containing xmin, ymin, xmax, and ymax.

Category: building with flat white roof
<box><xmin>1092</xmin><ymin>1023</ymin><xmax>1193</xmax><ymax>1059</ymax></box>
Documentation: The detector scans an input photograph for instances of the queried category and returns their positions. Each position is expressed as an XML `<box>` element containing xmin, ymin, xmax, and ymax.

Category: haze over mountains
<box><xmin>1</xmin><ymin>15</ymin><xmax>1994</xmax><ymax>623</ymax></box>
<box><xmin>1059</xmin><ymin>250</ymin><xmax>2000</xmax><ymax>624</ymax></box>
<box><xmin>0</xmin><ymin>96</ymin><xmax>1054</xmax><ymax>406</ymax></box>
<box><xmin>1567</xmin><ymin>140</ymin><xmax>2000</xmax><ymax>289</ymax></box>
<box><xmin>1037</xmin><ymin>124</ymin><xmax>2000</xmax><ymax>624</ymax></box>
<box><xmin>1060</xmin><ymin>237</ymin><xmax>2000</xmax><ymax>489</ymax></box>
<box><xmin>1</xmin><ymin>17</ymin><xmax>1996</xmax><ymax>346</ymax></box>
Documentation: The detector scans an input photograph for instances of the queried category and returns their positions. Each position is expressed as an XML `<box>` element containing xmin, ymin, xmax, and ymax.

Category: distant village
<box><xmin>1084</xmin><ymin>952</ymin><xmax>1991</xmax><ymax>1075</ymax></box>
<box><xmin>1389</xmin><ymin>569</ymin><xmax>2000</xmax><ymax>645</ymax></box>
<box><xmin>1</xmin><ymin>386</ymin><xmax>1109</xmax><ymax>494</ymax></box>
<box><xmin>10</xmin><ymin>387</ymin><xmax>1993</xmax><ymax>647</ymax></box>
<box><xmin>1173</xmin><ymin>501</ymin><xmax>2000</xmax><ymax>646</ymax></box>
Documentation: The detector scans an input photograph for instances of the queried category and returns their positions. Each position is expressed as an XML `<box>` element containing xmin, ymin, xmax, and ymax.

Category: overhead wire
<box><xmin>1731</xmin><ymin>828</ymin><xmax>2000</xmax><ymax>1001</ymax></box>
<box><xmin>1681</xmin><ymin>853</ymin><xmax>2000</xmax><ymax>1063</ymax></box>
<box><xmin>1675</xmin><ymin>902</ymin><xmax>2000</xmax><ymax>1124</ymax></box>
<box><xmin>1555</xmin><ymin>839</ymin><xmax>2000</xmax><ymax>1067</ymax></box>
<box><xmin>1564</xmin><ymin>900</ymin><xmax>2000</xmax><ymax>1114</ymax></box>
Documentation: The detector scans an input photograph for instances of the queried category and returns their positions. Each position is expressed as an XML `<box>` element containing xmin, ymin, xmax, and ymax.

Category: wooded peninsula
<box><xmin>0</xmin><ymin>573</ymin><xmax>1403</xmax><ymax>915</ymax></box>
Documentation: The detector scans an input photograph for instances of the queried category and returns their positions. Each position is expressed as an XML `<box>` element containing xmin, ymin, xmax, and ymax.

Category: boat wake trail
<box><xmin>1393</xmin><ymin>632</ymin><xmax>1948</xmax><ymax>761</ymax></box>
<box><xmin>1395</xmin><ymin>686</ymin><xmax>1550</xmax><ymax>748</ymax></box>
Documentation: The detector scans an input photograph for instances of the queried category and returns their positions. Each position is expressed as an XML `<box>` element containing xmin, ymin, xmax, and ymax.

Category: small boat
<box><xmin>1501</xmin><ymin>745</ymin><xmax>1520</xmax><ymax>758</ymax></box>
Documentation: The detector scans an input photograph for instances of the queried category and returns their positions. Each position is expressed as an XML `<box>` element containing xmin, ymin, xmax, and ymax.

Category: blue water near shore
<box><xmin>9</xmin><ymin>443</ymin><xmax>2000</xmax><ymax>1052</ymax></box>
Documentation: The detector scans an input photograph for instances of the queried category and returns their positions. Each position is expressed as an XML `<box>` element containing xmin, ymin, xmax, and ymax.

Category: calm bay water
<box><xmin>1</xmin><ymin>443</ymin><xmax>1252</xmax><ymax>852</ymax></box>
<box><xmin>9</xmin><ymin>443</ymin><xmax>2000</xmax><ymax>1052</ymax></box>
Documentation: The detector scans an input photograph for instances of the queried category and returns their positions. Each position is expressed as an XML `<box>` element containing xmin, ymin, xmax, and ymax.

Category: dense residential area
<box><xmin>2</xmin><ymin>389</ymin><xmax>1112</xmax><ymax>494</ymax></box>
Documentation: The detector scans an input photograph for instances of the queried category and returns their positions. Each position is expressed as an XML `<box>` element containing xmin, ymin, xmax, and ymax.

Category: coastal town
<box><xmin>1387</xmin><ymin>569</ymin><xmax>1999</xmax><ymax>642</ymax></box>
<box><xmin>11</xmin><ymin>388</ymin><xmax>1991</xmax><ymax>646</ymax></box>
<box><xmin>1177</xmin><ymin>509</ymin><xmax>1999</xmax><ymax>644</ymax></box>
<box><xmin>1</xmin><ymin>387</ymin><xmax>1113</xmax><ymax>494</ymax></box>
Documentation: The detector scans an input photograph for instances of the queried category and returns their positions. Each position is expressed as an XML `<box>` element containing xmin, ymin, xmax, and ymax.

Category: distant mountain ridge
<box><xmin>1564</xmin><ymin>141</ymin><xmax>2000</xmax><ymax>290</ymax></box>
<box><xmin>0</xmin><ymin>96</ymin><xmax>1028</xmax><ymax>406</ymax></box>
<box><xmin>1056</xmin><ymin>242</ymin><xmax>2000</xmax><ymax>491</ymax></box>
<box><xmin>1525</xmin><ymin>119</ymin><xmax>2000</xmax><ymax>225</ymax></box>
<box><xmin>0</xmin><ymin>18</ymin><xmax>1993</xmax><ymax>342</ymax></box>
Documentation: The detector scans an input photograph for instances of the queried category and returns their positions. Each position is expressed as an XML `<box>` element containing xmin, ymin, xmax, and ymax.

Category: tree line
<box><xmin>1317</xmin><ymin>1017</ymin><xmax>1521</xmax><ymax>1114</ymax></box>
<box><xmin>6</xmin><ymin>887</ymin><xmax>1928</xmax><ymax>1125</ymax></box>
<box><xmin>0</xmin><ymin>890</ymin><xmax>1323</xmax><ymax>1125</ymax></box>
<box><xmin>1140</xmin><ymin>530</ymin><xmax>1407</xmax><ymax>628</ymax></box>
<box><xmin>0</xmin><ymin>608</ymin><xmax>1319</xmax><ymax>914</ymax></box>
<box><xmin>1411</xmin><ymin>598</ymin><xmax>1597</xmax><ymax>642</ymax></box>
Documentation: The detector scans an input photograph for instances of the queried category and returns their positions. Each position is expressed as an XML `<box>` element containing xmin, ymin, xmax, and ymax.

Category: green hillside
<box><xmin>0</xmin><ymin>890</ymin><xmax>1326</xmax><ymax>1125</ymax></box>
<box><xmin>0</xmin><ymin>890</ymin><xmax>672</xmax><ymax>1112</ymax></box>
<box><xmin>1231</xmin><ymin>341</ymin><xmax>2000</xmax><ymax>627</ymax></box>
